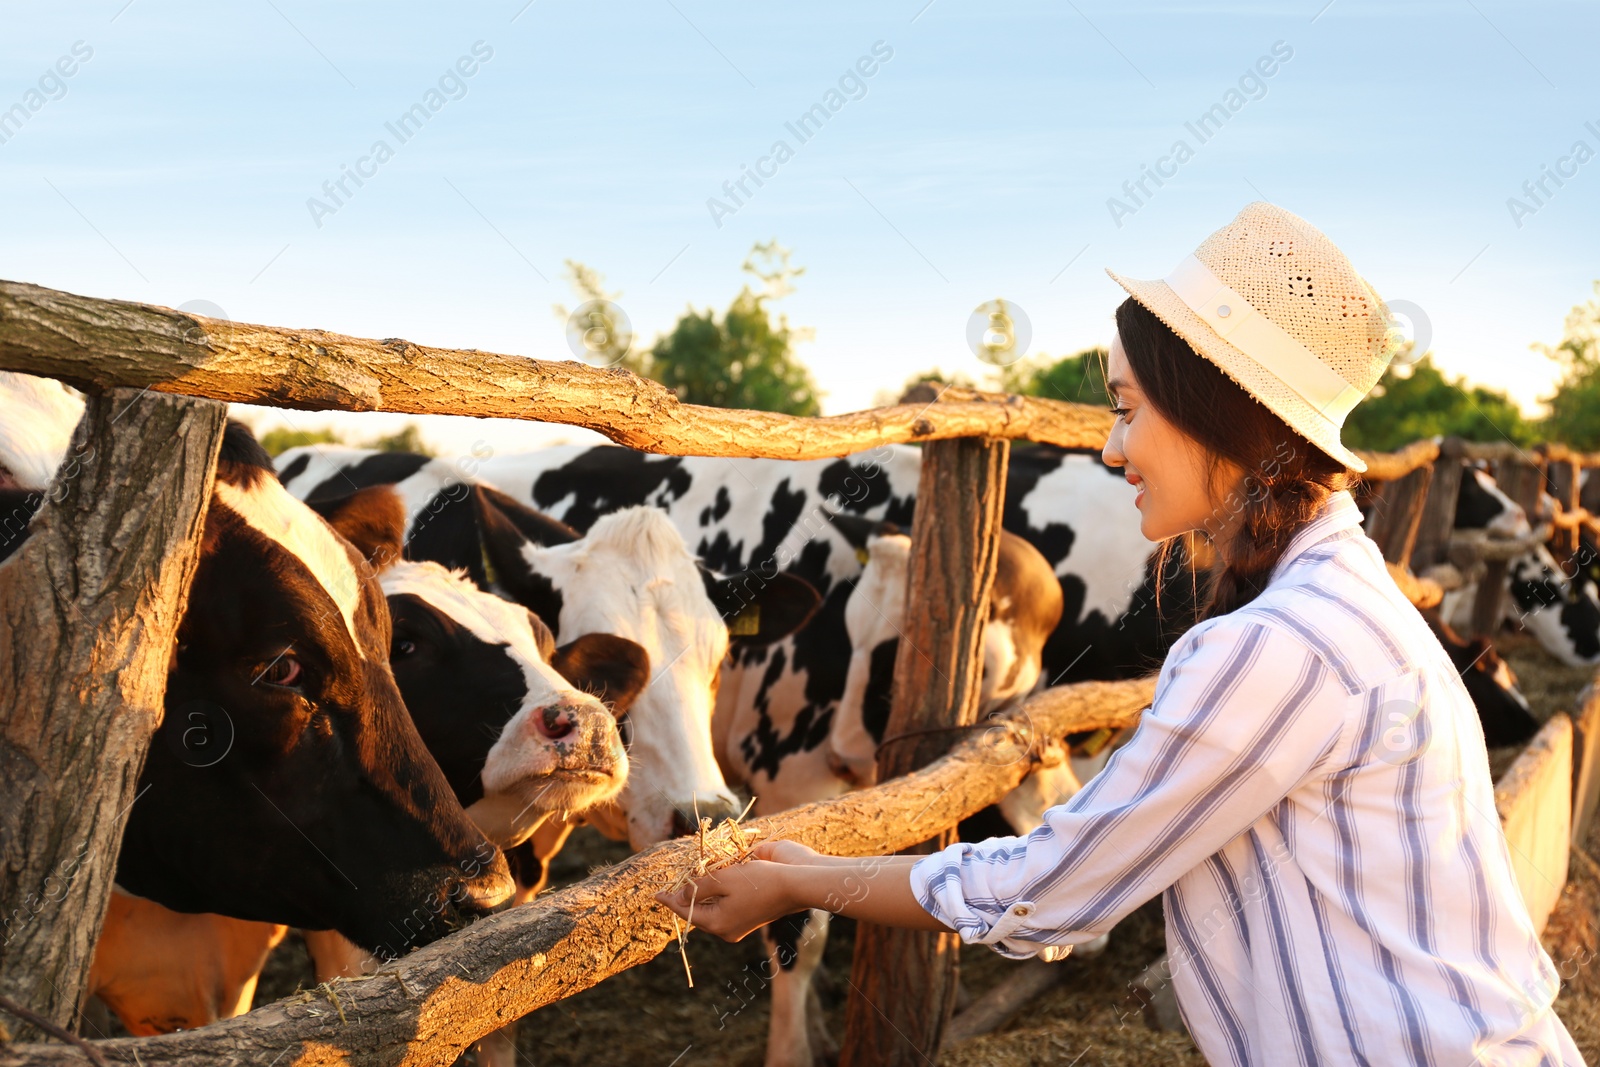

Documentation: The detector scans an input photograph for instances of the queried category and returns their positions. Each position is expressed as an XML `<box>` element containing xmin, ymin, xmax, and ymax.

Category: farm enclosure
<box><xmin>1</xmin><ymin>278</ymin><xmax>1597</xmax><ymax>1065</ymax></box>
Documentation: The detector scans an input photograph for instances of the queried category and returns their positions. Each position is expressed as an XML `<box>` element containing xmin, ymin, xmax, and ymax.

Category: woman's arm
<box><xmin>654</xmin><ymin>841</ymin><xmax>952</xmax><ymax>942</ymax></box>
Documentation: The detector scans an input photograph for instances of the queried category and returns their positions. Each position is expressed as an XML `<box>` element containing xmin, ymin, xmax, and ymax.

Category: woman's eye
<box><xmin>393</xmin><ymin>639</ymin><xmax>417</xmax><ymax>658</ymax></box>
<box><xmin>260</xmin><ymin>655</ymin><xmax>303</xmax><ymax>688</ymax></box>
<box><xmin>1108</xmin><ymin>402</ymin><xmax>1131</xmax><ymax>421</ymax></box>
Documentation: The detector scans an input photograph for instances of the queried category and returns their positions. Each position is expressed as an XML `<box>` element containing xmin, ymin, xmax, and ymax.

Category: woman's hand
<box><xmin>654</xmin><ymin>838</ymin><xmax>953</xmax><ymax>941</ymax></box>
<box><xmin>655</xmin><ymin>859</ymin><xmax>798</xmax><ymax>942</ymax></box>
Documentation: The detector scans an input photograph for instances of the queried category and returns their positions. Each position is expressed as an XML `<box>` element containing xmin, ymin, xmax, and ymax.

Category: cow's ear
<box><xmin>525</xmin><ymin>609</ymin><xmax>557</xmax><ymax>662</ymax></box>
<box><xmin>827</xmin><ymin>514</ymin><xmax>901</xmax><ymax>564</ymax></box>
<box><xmin>551</xmin><ymin>634</ymin><xmax>651</xmax><ymax>715</ymax></box>
<box><xmin>314</xmin><ymin>486</ymin><xmax>406</xmax><ymax>572</ymax></box>
<box><xmin>702</xmin><ymin>570</ymin><xmax>822</xmax><ymax>646</ymax></box>
<box><xmin>474</xmin><ymin>485</ymin><xmax>578</xmax><ymax>547</ymax></box>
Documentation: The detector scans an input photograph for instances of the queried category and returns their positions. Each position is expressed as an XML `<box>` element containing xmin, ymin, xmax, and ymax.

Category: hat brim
<box><xmin>1105</xmin><ymin>267</ymin><xmax>1368</xmax><ymax>474</ymax></box>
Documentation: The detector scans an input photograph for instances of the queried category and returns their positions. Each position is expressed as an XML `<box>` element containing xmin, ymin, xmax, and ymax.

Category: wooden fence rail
<box><xmin>0</xmin><ymin>678</ymin><xmax>1156</xmax><ymax>1067</ymax></box>
<box><xmin>0</xmin><ymin>280</ymin><xmax>1116</xmax><ymax>459</ymax></box>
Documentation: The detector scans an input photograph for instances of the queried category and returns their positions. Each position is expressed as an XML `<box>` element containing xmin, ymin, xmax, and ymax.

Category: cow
<box><xmin>277</xmin><ymin>447</ymin><xmax>821</xmax><ymax>850</ymax></box>
<box><xmin>1434</xmin><ymin>460</ymin><xmax>1600</xmax><ymax>667</ymax></box>
<box><xmin>749</xmin><ymin>523</ymin><xmax>1116</xmax><ymax>1067</ymax></box>
<box><xmin>0</xmin><ymin>412</ymin><xmax>519</xmax><ymax>979</ymax></box>
<box><xmin>276</xmin><ymin>442</ymin><xmax>1179</xmax><ymax>787</ymax></box>
<box><xmin>86</xmin><ymin>483</ymin><xmax>649</xmax><ymax>1041</ymax></box>
<box><xmin>282</xmin><ymin>440</ymin><xmax>1562</xmax><ymax>1066</ymax></box>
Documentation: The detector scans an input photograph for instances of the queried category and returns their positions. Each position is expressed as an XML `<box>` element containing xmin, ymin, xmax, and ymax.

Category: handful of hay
<box><xmin>662</xmin><ymin>797</ymin><xmax>761</xmax><ymax>987</ymax></box>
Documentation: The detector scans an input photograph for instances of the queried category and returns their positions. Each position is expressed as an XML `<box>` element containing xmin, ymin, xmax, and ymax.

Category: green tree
<box><xmin>368</xmin><ymin>424</ymin><xmax>435</xmax><ymax>456</ymax></box>
<box><xmin>1537</xmin><ymin>281</ymin><xmax>1600</xmax><ymax>449</ymax></box>
<box><xmin>998</xmin><ymin>347</ymin><xmax>1111</xmax><ymax>407</ymax></box>
<box><xmin>258</xmin><ymin>426</ymin><xmax>344</xmax><ymax>457</ymax></box>
<box><xmin>256</xmin><ymin>423</ymin><xmax>435</xmax><ymax>458</ymax></box>
<box><xmin>625</xmin><ymin>240</ymin><xmax>822</xmax><ymax>416</ymax></box>
<box><xmin>1341</xmin><ymin>354</ymin><xmax>1536</xmax><ymax>452</ymax></box>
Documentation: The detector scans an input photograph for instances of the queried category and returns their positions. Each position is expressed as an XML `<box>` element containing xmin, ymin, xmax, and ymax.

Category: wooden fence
<box><xmin>0</xmin><ymin>278</ymin><xmax>1597</xmax><ymax>1064</ymax></box>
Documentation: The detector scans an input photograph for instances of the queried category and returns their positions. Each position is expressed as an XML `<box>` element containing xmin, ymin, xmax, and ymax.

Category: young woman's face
<box><xmin>1101</xmin><ymin>333</ymin><xmax>1240</xmax><ymax>542</ymax></box>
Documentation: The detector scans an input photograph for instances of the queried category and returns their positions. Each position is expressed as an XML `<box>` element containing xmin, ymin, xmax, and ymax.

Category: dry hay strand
<box><xmin>662</xmin><ymin>796</ymin><xmax>761</xmax><ymax>988</ymax></box>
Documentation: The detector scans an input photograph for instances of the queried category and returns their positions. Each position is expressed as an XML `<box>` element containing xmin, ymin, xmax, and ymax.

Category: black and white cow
<box><xmin>277</xmin><ymin>446</ymin><xmax>821</xmax><ymax>848</ymax></box>
<box><xmin>751</xmin><ymin>523</ymin><xmax>1115</xmax><ymax>1067</ymax></box>
<box><xmin>308</xmin><ymin>484</ymin><xmax>649</xmax><ymax>848</ymax></box>
<box><xmin>281</xmin><ymin>443</ymin><xmax>1176</xmax><ymax>759</ymax></box>
<box><xmin>1436</xmin><ymin>461</ymin><xmax>1600</xmax><ymax>667</ymax></box>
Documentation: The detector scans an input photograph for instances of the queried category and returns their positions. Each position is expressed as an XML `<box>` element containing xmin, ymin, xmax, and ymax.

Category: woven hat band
<box><xmin>1164</xmin><ymin>255</ymin><xmax>1365</xmax><ymax>424</ymax></box>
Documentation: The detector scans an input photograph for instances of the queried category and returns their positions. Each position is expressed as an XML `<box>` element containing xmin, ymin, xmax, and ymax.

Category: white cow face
<box><xmin>517</xmin><ymin>507</ymin><xmax>749</xmax><ymax>848</ymax></box>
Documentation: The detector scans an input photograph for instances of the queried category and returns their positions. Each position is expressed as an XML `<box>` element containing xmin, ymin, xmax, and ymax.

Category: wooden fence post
<box><xmin>1546</xmin><ymin>453</ymin><xmax>1581</xmax><ymax>561</ymax></box>
<box><xmin>838</xmin><ymin>436</ymin><xmax>1009</xmax><ymax>1067</ymax></box>
<box><xmin>1410</xmin><ymin>437</ymin><xmax>1464</xmax><ymax>573</ymax></box>
<box><xmin>1581</xmin><ymin>460</ymin><xmax>1600</xmax><ymax>517</ymax></box>
<box><xmin>0</xmin><ymin>388</ymin><xmax>225</xmax><ymax>1036</ymax></box>
<box><xmin>1364</xmin><ymin>464</ymin><xmax>1433</xmax><ymax>566</ymax></box>
<box><xmin>1467</xmin><ymin>456</ymin><xmax>1546</xmax><ymax>638</ymax></box>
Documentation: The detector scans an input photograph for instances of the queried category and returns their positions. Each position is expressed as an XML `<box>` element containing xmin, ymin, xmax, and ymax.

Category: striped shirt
<box><xmin>911</xmin><ymin>489</ymin><xmax>1585</xmax><ymax>1066</ymax></box>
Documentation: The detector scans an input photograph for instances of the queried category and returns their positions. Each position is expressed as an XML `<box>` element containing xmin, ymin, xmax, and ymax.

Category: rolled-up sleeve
<box><xmin>908</xmin><ymin>616</ymin><xmax>1353</xmax><ymax>959</ymax></box>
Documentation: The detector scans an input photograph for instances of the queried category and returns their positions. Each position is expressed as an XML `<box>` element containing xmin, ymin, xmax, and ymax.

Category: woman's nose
<box><xmin>1102</xmin><ymin>420</ymin><xmax>1126</xmax><ymax>468</ymax></box>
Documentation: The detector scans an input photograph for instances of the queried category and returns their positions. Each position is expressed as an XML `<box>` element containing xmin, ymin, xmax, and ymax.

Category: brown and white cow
<box><xmin>1</xmin><ymin>419</ymin><xmax>515</xmax><ymax>1034</ymax></box>
<box><xmin>87</xmin><ymin>487</ymin><xmax>647</xmax><ymax>1040</ymax></box>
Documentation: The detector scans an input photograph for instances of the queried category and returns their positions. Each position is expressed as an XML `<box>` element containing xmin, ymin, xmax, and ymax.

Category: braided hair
<box><xmin>1113</xmin><ymin>298</ymin><xmax>1361</xmax><ymax>619</ymax></box>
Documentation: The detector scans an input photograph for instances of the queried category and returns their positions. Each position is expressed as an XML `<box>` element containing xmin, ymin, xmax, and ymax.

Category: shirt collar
<box><xmin>1267</xmin><ymin>488</ymin><xmax>1364</xmax><ymax>585</ymax></box>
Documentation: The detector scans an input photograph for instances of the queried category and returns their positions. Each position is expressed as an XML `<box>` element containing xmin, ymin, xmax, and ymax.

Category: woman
<box><xmin>657</xmin><ymin>203</ymin><xmax>1584</xmax><ymax>1065</ymax></box>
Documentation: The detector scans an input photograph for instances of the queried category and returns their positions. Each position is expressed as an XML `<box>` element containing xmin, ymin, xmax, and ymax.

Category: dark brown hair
<box><xmin>1112</xmin><ymin>298</ymin><xmax>1360</xmax><ymax>619</ymax></box>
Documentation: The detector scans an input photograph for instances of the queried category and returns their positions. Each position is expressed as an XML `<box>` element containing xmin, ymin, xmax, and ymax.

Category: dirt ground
<box><xmin>247</xmin><ymin>631</ymin><xmax>1600</xmax><ymax>1066</ymax></box>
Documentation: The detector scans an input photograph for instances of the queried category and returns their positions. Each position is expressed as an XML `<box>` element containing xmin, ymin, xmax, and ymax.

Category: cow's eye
<box><xmin>260</xmin><ymin>655</ymin><xmax>303</xmax><ymax>688</ymax></box>
<box><xmin>394</xmin><ymin>639</ymin><xmax>417</xmax><ymax>658</ymax></box>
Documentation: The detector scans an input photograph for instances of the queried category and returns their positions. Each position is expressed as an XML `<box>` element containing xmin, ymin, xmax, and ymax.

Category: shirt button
<box><xmin>1010</xmin><ymin>903</ymin><xmax>1033</xmax><ymax>918</ymax></box>
<box><xmin>1216</xmin><ymin>304</ymin><xmax>1232</xmax><ymax>318</ymax></box>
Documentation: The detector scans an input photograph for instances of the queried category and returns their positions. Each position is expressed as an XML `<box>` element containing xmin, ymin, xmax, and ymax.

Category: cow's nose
<box><xmin>670</xmin><ymin>796</ymin><xmax>743</xmax><ymax>837</ymax></box>
<box><xmin>449</xmin><ymin>864</ymin><xmax>515</xmax><ymax>913</ymax></box>
<box><xmin>536</xmin><ymin>704</ymin><xmax>576</xmax><ymax>741</ymax></box>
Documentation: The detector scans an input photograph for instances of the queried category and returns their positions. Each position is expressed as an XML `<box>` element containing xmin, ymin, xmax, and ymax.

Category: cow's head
<box><xmin>830</xmin><ymin>521</ymin><xmax>1063</xmax><ymax>788</ymax></box>
<box><xmin>482</xmin><ymin>501</ymin><xmax>820</xmax><ymax>848</ymax></box>
<box><xmin>1508</xmin><ymin>544</ymin><xmax>1600</xmax><ymax>667</ymax></box>
<box><xmin>314</xmin><ymin>487</ymin><xmax>648</xmax><ymax>849</ymax></box>
<box><xmin>117</xmin><ymin>424</ymin><xmax>513</xmax><ymax>960</ymax></box>
<box><xmin>1456</xmin><ymin>466</ymin><xmax>1531</xmax><ymax>538</ymax></box>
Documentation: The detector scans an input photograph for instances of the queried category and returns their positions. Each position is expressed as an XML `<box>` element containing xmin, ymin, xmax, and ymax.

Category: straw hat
<box><xmin>1107</xmin><ymin>202</ymin><xmax>1397</xmax><ymax>473</ymax></box>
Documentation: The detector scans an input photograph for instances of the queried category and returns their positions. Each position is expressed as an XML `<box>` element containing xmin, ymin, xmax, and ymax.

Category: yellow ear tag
<box><xmin>855</xmin><ymin>547</ymin><xmax>871</xmax><ymax>565</ymax></box>
<box><xmin>1077</xmin><ymin>727</ymin><xmax>1114</xmax><ymax>758</ymax></box>
<box><xmin>729</xmin><ymin>604</ymin><xmax>761</xmax><ymax>637</ymax></box>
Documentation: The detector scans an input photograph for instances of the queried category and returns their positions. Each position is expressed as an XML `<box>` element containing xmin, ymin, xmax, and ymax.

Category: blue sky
<box><xmin>3</xmin><ymin>0</ymin><xmax>1597</xmax><ymax>454</ymax></box>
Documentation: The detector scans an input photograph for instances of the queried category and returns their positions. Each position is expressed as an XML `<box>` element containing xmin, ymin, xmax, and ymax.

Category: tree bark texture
<box><xmin>0</xmin><ymin>388</ymin><xmax>225</xmax><ymax>1038</ymax></box>
<box><xmin>0</xmin><ymin>676</ymin><xmax>1155</xmax><ymax>1066</ymax></box>
<box><xmin>839</xmin><ymin>436</ymin><xmax>1010</xmax><ymax>1067</ymax></box>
